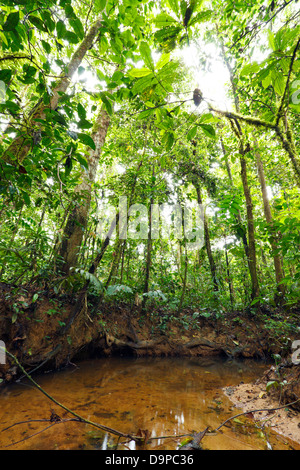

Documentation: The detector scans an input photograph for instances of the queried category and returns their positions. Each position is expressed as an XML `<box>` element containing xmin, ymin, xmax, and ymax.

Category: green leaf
<box><xmin>78</xmin><ymin>118</ymin><xmax>93</xmax><ymax>129</ymax></box>
<box><xmin>166</xmin><ymin>0</ymin><xmax>180</xmax><ymax>16</ymax></box>
<box><xmin>188</xmin><ymin>10</ymin><xmax>212</xmax><ymax>26</ymax></box>
<box><xmin>271</xmin><ymin>71</ymin><xmax>285</xmax><ymax>96</ymax></box>
<box><xmin>32</xmin><ymin>293</ymin><xmax>39</xmax><ymax>302</ymax></box>
<box><xmin>266</xmin><ymin>380</ymin><xmax>279</xmax><ymax>393</ymax></box>
<box><xmin>42</xmin><ymin>11</ymin><xmax>55</xmax><ymax>32</ymax></box>
<box><xmin>21</xmin><ymin>190</ymin><xmax>30</xmax><ymax>206</ymax></box>
<box><xmin>268</xmin><ymin>29</ymin><xmax>276</xmax><ymax>51</ymax></box>
<box><xmin>28</xmin><ymin>15</ymin><xmax>48</xmax><ymax>32</ymax></box>
<box><xmin>78</xmin><ymin>133</ymin><xmax>96</xmax><ymax>150</ymax></box>
<box><xmin>140</xmin><ymin>41</ymin><xmax>154</xmax><ymax>70</ymax></box>
<box><xmin>94</xmin><ymin>0</ymin><xmax>106</xmax><ymax>12</ymax></box>
<box><xmin>240</xmin><ymin>62</ymin><xmax>260</xmax><ymax>77</ymax></box>
<box><xmin>75</xmin><ymin>153</ymin><xmax>89</xmax><ymax>169</ymax></box>
<box><xmin>41</xmin><ymin>40</ymin><xmax>51</xmax><ymax>54</ymax></box>
<box><xmin>100</xmin><ymin>93</ymin><xmax>113</xmax><ymax>115</ymax></box>
<box><xmin>2</xmin><ymin>11</ymin><xmax>19</xmax><ymax>31</ymax></box>
<box><xmin>128</xmin><ymin>67</ymin><xmax>152</xmax><ymax>78</ymax></box>
<box><xmin>69</xmin><ymin>17</ymin><xmax>84</xmax><ymax>40</ymax></box>
<box><xmin>156</xmin><ymin>53</ymin><xmax>170</xmax><ymax>70</ymax></box>
<box><xmin>198</xmin><ymin>123</ymin><xmax>216</xmax><ymax>139</ymax></box>
<box><xmin>187</xmin><ymin>126</ymin><xmax>197</xmax><ymax>140</ymax></box>
<box><xmin>64</xmin><ymin>31</ymin><xmax>80</xmax><ymax>44</ymax></box>
<box><xmin>56</xmin><ymin>20</ymin><xmax>66</xmax><ymax>39</ymax></box>
<box><xmin>154</xmin><ymin>13</ymin><xmax>179</xmax><ymax>28</ymax></box>
<box><xmin>77</xmin><ymin>103</ymin><xmax>86</xmax><ymax>120</ymax></box>
<box><xmin>164</xmin><ymin>132</ymin><xmax>175</xmax><ymax>151</ymax></box>
<box><xmin>0</xmin><ymin>69</ymin><xmax>12</xmax><ymax>83</ymax></box>
<box><xmin>137</xmin><ymin>108</ymin><xmax>155</xmax><ymax>120</ymax></box>
<box><xmin>262</xmin><ymin>73</ymin><xmax>272</xmax><ymax>89</ymax></box>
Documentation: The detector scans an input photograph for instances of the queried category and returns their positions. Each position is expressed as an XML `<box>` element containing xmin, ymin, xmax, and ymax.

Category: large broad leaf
<box><xmin>198</xmin><ymin>123</ymin><xmax>216</xmax><ymax>139</ymax></box>
<box><xmin>56</xmin><ymin>20</ymin><xmax>67</xmax><ymax>39</ymax></box>
<box><xmin>166</xmin><ymin>0</ymin><xmax>180</xmax><ymax>16</ymax></box>
<box><xmin>78</xmin><ymin>118</ymin><xmax>93</xmax><ymax>129</ymax></box>
<box><xmin>94</xmin><ymin>0</ymin><xmax>106</xmax><ymax>12</ymax></box>
<box><xmin>187</xmin><ymin>126</ymin><xmax>197</xmax><ymax>140</ymax></box>
<box><xmin>2</xmin><ymin>11</ymin><xmax>19</xmax><ymax>31</ymax></box>
<box><xmin>77</xmin><ymin>103</ymin><xmax>86</xmax><ymax>120</ymax></box>
<box><xmin>268</xmin><ymin>29</ymin><xmax>276</xmax><ymax>51</ymax></box>
<box><xmin>139</xmin><ymin>41</ymin><xmax>154</xmax><ymax>70</ymax></box>
<box><xmin>78</xmin><ymin>133</ymin><xmax>96</xmax><ymax>150</ymax></box>
<box><xmin>156</xmin><ymin>53</ymin><xmax>171</xmax><ymax>70</ymax></box>
<box><xmin>69</xmin><ymin>17</ymin><xmax>84</xmax><ymax>40</ymax></box>
<box><xmin>28</xmin><ymin>15</ymin><xmax>48</xmax><ymax>32</ymax></box>
<box><xmin>0</xmin><ymin>69</ymin><xmax>12</xmax><ymax>83</ymax></box>
<box><xmin>271</xmin><ymin>71</ymin><xmax>285</xmax><ymax>96</ymax></box>
<box><xmin>240</xmin><ymin>62</ymin><xmax>260</xmax><ymax>77</ymax></box>
<box><xmin>128</xmin><ymin>67</ymin><xmax>152</xmax><ymax>78</ymax></box>
<box><xmin>188</xmin><ymin>10</ymin><xmax>212</xmax><ymax>26</ymax></box>
<box><xmin>154</xmin><ymin>13</ymin><xmax>178</xmax><ymax>28</ymax></box>
<box><xmin>75</xmin><ymin>152</ymin><xmax>89</xmax><ymax>169</ymax></box>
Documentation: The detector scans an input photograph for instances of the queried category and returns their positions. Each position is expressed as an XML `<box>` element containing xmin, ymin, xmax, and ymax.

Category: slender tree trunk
<box><xmin>105</xmin><ymin>240</ymin><xmax>123</xmax><ymax>289</ymax></box>
<box><xmin>58</xmin><ymin>108</ymin><xmax>110</xmax><ymax>275</ymax></box>
<box><xmin>240</xmin><ymin>150</ymin><xmax>260</xmax><ymax>299</ymax></box>
<box><xmin>178</xmin><ymin>242</ymin><xmax>188</xmax><ymax>313</ymax></box>
<box><xmin>224</xmin><ymin>235</ymin><xmax>234</xmax><ymax>310</ymax></box>
<box><xmin>142</xmin><ymin>168</ymin><xmax>155</xmax><ymax>311</ymax></box>
<box><xmin>275</xmin><ymin>119</ymin><xmax>300</xmax><ymax>187</ymax></box>
<box><xmin>120</xmin><ymin>241</ymin><xmax>126</xmax><ymax>284</ymax></box>
<box><xmin>218</xmin><ymin>36</ymin><xmax>260</xmax><ymax>300</ymax></box>
<box><xmin>89</xmin><ymin>161</ymin><xmax>143</xmax><ymax>276</ymax></box>
<box><xmin>194</xmin><ymin>181</ymin><xmax>219</xmax><ymax>292</ymax></box>
<box><xmin>253</xmin><ymin>138</ymin><xmax>285</xmax><ymax>302</ymax></box>
<box><xmin>220</xmin><ymin>136</ymin><xmax>250</xmax><ymax>267</ymax></box>
<box><xmin>3</xmin><ymin>17</ymin><xmax>102</xmax><ymax>165</ymax></box>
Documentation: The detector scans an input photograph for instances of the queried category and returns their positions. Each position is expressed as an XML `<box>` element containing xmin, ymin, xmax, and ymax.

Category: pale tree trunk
<box><xmin>239</xmin><ymin>150</ymin><xmax>260</xmax><ymax>299</ymax></box>
<box><xmin>218</xmin><ymin>35</ymin><xmax>260</xmax><ymax>300</ymax></box>
<box><xmin>3</xmin><ymin>17</ymin><xmax>102</xmax><ymax>165</ymax></box>
<box><xmin>142</xmin><ymin>167</ymin><xmax>155</xmax><ymax>311</ymax></box>
<box><xmin>194</xmin><ymin>181</ymin><xmax>219</xmax><ymax>292</ymax></box>
<box><xmin>253</xmin><ymin>138</ymin><xmax>285</xmax><ymax>302</ymax></box>
<box><xmin>59</xmin><ymin>107</ymin><xmax>110</xmax><ymax>275</ymax></box>
<box><xmin>220</xmin><ymin>136</ymin><xmax>250</xmax><ymax>265</ymax></box>
<box><xmin>178</xmin><ymin>241</ymin><xmax>188</xmax><ymax>313</ymax></box>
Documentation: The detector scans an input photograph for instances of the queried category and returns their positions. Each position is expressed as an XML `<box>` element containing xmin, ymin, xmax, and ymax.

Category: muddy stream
<box><xmin>0</xmin><ymin>357</ymin><xmax>299</xmax><ymax>450</ymax></box>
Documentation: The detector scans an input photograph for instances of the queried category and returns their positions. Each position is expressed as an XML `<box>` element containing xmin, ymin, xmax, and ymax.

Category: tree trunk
<box><xmin>58</xmin><ymin>108</ymin><xmax>110</xmax><ymax>275</ymax></box>
<box><xmin>220</xmin><ymin>136</ymin><xmax>250</xmax><ymax>267</ymax></box>
<box><xmin>3</xmin><ymin>17</ymin><xmax>102</xmax><ymax>165</ymax></box>
<box><xmin>254</xmin><ymin>138</ymin><xmax>285</xmax><ymax>302</ymax></box>
<box><xmin>194</xmin><ymin>182</ymin><xmax>219</xmax><ymax>292</ymax></box>
<box><xmin>224</xmin><ymin>235</ymin><xmax>234</xmax><ymax>310</ymax></box>
<box><xmin>141</xmin><ymin>168</ymin><xmax>155</xmax><ymax>311</ymax></box>
<box><xmin>240</xmin><ymin>151</ymin><xmax>260</xmax><ymax>299</ymax></box>
<box><xmin>178</xmin><ymin>243</ymin><xmax>188</xmax><ymax>312</ymax></box>
<box><xmin>218</xmin><ymin>36</ymin><xmax>260</xmax><ymax>301</ymax></box>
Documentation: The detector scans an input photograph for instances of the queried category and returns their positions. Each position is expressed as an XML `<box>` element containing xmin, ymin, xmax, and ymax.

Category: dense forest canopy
<box><xmin>0</xmin><ymin>0</ymin><xmax>300</xmax><ymax>321</ymax></box>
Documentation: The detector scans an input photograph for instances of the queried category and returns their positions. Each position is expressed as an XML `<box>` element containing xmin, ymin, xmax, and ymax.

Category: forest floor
<box><xmin>0</xmin><ymin>283</ymin><xmax>299</xmax><ymax>444</ymax></box>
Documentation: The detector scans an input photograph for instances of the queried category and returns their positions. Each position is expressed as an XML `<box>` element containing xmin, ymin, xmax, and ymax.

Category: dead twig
<box><xmin>214</xmin><ymin>398</ymin><xmax>300</xmax><ymax>432</ymax></box>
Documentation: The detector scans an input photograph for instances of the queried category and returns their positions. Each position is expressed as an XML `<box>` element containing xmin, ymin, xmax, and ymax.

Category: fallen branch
<box><xmin>1</xmin><ymin>348</ymin><xmax>142</xmax><ymax>444</ymax></box>
<box><xmin>214</xmin><ymin>398</ymin><xmax>300</xmax><ymax>432</ymax></box>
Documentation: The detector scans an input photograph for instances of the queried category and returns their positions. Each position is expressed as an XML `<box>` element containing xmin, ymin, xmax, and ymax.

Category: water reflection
<box><xmin>0</xmin><ymin>357</ymin><xmax>298</xmax><ymax>450</ymax></box>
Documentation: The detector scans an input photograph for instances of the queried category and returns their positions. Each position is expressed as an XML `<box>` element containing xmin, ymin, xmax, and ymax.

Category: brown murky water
<box><xmin>0</xmin><ymin>357</ymin><xmax>299</xmax><ymax>450</ymax></box>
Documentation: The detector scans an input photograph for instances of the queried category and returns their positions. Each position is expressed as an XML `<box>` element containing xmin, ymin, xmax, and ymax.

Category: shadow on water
<box><xmin>0</xmin><ymin>356</ymin><xmax>299</xmax><ymax>450</ymax></box>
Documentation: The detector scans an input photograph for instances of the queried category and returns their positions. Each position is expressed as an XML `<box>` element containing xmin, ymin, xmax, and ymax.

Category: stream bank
<box><xmin>0</xmin><ymin>284</ymin><xmax>299</xmax><ymax>380</ymax></box>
